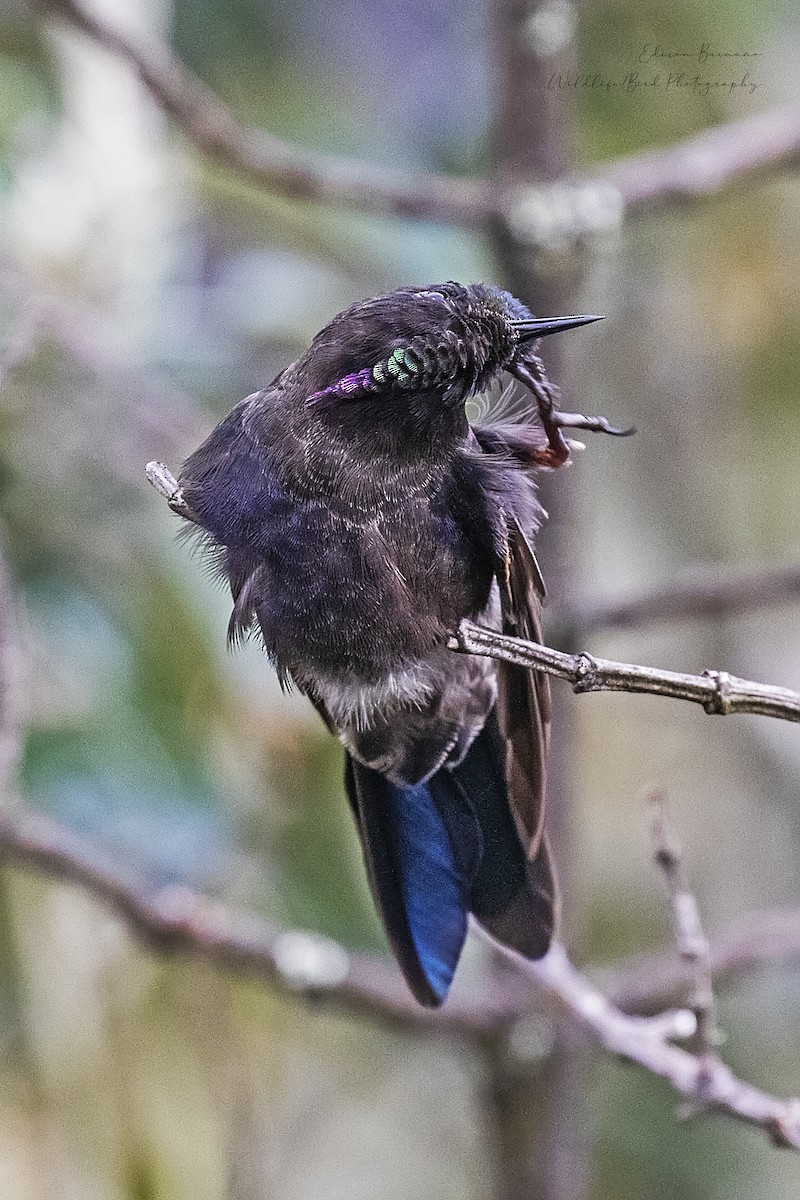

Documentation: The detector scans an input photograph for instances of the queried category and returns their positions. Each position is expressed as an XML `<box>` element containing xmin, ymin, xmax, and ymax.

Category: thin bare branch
<box><xmin>649</xmin><ymin>793</ymin><xmax>720</xmax><ymax>1074</ymax></box>
<box><xmin>488</xmin><ymin>793</ymin><xmax>800</xmax><ymax>1151</ymax></box>
<box><xmin>0</xmin><ymin>807</ymin><xmax>522</xmax><ymax>1038</ymax></box>
<box><xmin>4</xmin><ymin>804</ymin><xmax>800</xmax><ymax>1147</ymax></box>
<box><xmin>37</xmin><ymin>0</ymin><xmax>496</xmax><ymax>227</ymax></box>
<box><xmin>4</xmin><ymin>804</ymin><xmax>800</xmax><ymax>1035</ymax></box>
<box><xmin>557</xmin><ymin>561</ymin><xmax>800</xmax><ymax>640</ymax></box>
<box><xmin>594</xmin><ymin>103</ymin><xmax>800</xmax><ymax>214</ymax></box>
<box><xmin>35</xmin><ymin>0</ymin><xmax>800</xmax><ymax>237</ymax></box>
<box><xmin>450</xmin><ymin>621</ymin><xmax>800</xmax><ymax>723</ymax></box>
<box><xmin>610</xmin><ymin>907</ymin><xmax>800</xmax><ymax>1016</ymax></box>
<box><xmin>514</xmin><ymin>942</ymin><xmax>800</xmax><ymax>1151</ymax></box>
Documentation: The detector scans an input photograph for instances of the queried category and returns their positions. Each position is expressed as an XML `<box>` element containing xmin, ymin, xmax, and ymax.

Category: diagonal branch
<box><xmin>0</xmin><ymin>807</ymin><xmax>521</xmax><ymax>1038</ymax></box>
<box><xmin>35</xmin><ymin>0</ymin><xmax>800</xmax><ymax>236</ymax></box>
<box><xmin>556</xmin><ymin>561</ymin><xmax>800</xmax><ymax>640</ymax></box>
<box><xmin>513</xmin><ymin>942</ymin><xmax>800</xmax><ymax>1150</ymax></box>
<box><xmin>2</xmin><ymin>804</ymin><xmax>800</xmax><ymax>1147</ymax></box>
<box><xmin>450</xmin><ymin>620</ymin><xmax>800</xmax><ymax>722</ymax></box>
<box><xmin>37</xmin><ymin>0</ymin><xmax>496</xmax><ymax>227</ymax></box>
<box><xmin>649</xmin><ymin>792</ymin><xmax>720</xmax><ymax>1086</ymax></box>
<box><xmin>589</xmin><ymin>103</ymin><xmax>800</xmax><ymax>214</ymax></box>
<box><xmin>489</xmin><ymin>792</ymin><xmax>800</xmax><ymax>1151</ymax></box>
<box><xmin>609</xmin><ymin>906</ymin><xmax>800</xmax><ymax>1016</ymax></box>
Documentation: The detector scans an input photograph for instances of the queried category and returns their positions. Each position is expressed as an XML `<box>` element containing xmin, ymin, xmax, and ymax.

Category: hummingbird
<box><xmin>169</xmin><ymin>281</ymin><xmax>626</xmax><ymax>1006</ymax></box>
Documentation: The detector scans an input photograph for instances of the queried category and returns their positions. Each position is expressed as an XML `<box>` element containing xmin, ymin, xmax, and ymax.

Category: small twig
<box><xmin>516</xmin><ymin>943</ymin><xmax>800</xmax><ymax>1151</ymax></box>
<box><xmin>34</xmin><ymin>0</ymin><xmax>800</xmax><ymax>234</ymax></box>
<box><xmin>649</xmin><ymin>793</ymin><xmax>720</xmax><ymax>1086</ymax></box>
<box><xmin>609</xmin><ymin>906</ymin><xmax>800</xmax><ymax>1016</ymax></box>
<box><xmin>450</xmin><ymin>621</ymin><xmax>800</xmax><ymax>723</ymax></box>
<box><xmin>557</xmin><ymin>561</ymin><xmax>800</xmax><ymax>640</ymax></box>
<box><xmin>145</xmin><ymin>461</ymin><xmax>199</xmax><ymax>523</ymax></box>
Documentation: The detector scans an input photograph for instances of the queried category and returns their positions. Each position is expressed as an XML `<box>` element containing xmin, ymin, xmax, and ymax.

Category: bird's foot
<box><xmin>509</xmin><ymin>356</ymin><xmax>634</xmax><ymax>469</ymax></box>
<box><xmin>552</xmin><ymin>411</ymin><xmax>636</xmax><ymax>438</ymax></box>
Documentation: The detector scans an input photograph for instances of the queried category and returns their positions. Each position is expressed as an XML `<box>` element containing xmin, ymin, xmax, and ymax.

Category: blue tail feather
<box><xmin>346</xmin><ymin>715</ymin><xmax>554</xmax><ymax>1006</ymax></box>
<box><xmin>388</xmin><ymin>779</ymin><xmax>470</xmax><ymax>1002</ymax></box>
<box><xmin>346</xmin><ymin>757</ymin><xmax>477</xmax><ymax>1005</ymax></box>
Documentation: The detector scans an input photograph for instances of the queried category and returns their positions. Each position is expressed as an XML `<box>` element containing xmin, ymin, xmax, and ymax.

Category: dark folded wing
<box><xmin>493</xmin><ymin>516</ymin><xmax>558</xmax><ymax>946</ymax></box>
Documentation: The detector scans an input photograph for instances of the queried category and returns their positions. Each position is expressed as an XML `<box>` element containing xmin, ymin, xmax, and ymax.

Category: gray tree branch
<box><xmin>0</xmin><ymin>807</ymin><xmax>514</xmax><ymax>1038</ymax></box>
<box><xmin>451</xmin><ymin>621</ymin><xmax>800</xmax><ymax>722</ymax></box>
<box><xmin>34</xmin><ymin>0</ymin><xmax>800</xmax><ymax>241</ymax></box>
<box><xmin>556</xmin><ymin>561</ymin><xmax>800</xmax><ymax>640</ymax></box>
<box><xmin>514</xmin><ymin>943</ymin><xmax>800</xmax><ymax>1150</ymax></box>
<box><xmin>1</xmin><ymin>805</ymin><xmax>799</xmax><ymax>1149</ymax></box>
<box><xmin>608</xmin><ymin>906</ymin><xmax>800</xmax><ymax>1015</ymax></box>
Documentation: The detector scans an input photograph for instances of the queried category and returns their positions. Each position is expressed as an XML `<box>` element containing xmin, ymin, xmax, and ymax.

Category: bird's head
<box><xmin>296</xmin><ymin>281</ymin><xmax>601</xmax><ymax>423</ymax></box>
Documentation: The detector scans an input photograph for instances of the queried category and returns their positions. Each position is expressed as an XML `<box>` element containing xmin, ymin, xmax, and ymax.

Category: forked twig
<box><xmin>649</xmin><ymin>792</ymin><xmax>720</xmax><ymax>1100</ymax></box>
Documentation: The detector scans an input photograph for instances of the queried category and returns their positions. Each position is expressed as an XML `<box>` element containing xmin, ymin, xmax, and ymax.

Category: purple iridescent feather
<box><xmin>307</xmin><ymin>366</ymin><xmax>379</xmax><ymax>407</ymax></box>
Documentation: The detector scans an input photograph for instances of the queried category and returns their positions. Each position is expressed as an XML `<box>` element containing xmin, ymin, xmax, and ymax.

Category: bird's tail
<box><xmin>344</xmin><ymin>714</ymin><xmax>556</xmax><ymax>1007</ymax></box>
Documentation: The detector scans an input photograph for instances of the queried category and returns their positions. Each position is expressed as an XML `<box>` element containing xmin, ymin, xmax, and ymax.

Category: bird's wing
<box><xmin>497</xmin><ymin>517</ymin><xmax>549</xmax><ymax>849</ymax></box>
<box><xmin>342</xmin><ymin>510</ymin><xmax>558</xmax><ymax>1003</ymax></box>
<box><xmin>470</xmin><ymin>419</ymin><xmax>552</xmax><ymax>854</ymax></box>
<box><xmin>486</xmin><ymin>514</ymin><xmax>558</xmax><ymax>950</ymax></box>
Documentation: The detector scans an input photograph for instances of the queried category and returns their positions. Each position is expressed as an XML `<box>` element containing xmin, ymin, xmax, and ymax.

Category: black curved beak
<box><xmin>511</xmin><ymin>314</ymin><xmax>604</xmax><ymax>343</ymax></box>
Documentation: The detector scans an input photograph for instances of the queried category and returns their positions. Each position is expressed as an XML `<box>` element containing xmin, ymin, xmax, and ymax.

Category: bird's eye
<box><xmin>417</xmin><ymin>290</ymin><xmax>450</xmax><ymax>307</ymax></box>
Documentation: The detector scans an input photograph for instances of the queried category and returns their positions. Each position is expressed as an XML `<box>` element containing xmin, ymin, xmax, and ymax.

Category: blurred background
<box><xmin>1</xmin><ymin>0</ymin><xmax>800</xmax><ymax>1196</ymax></box>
